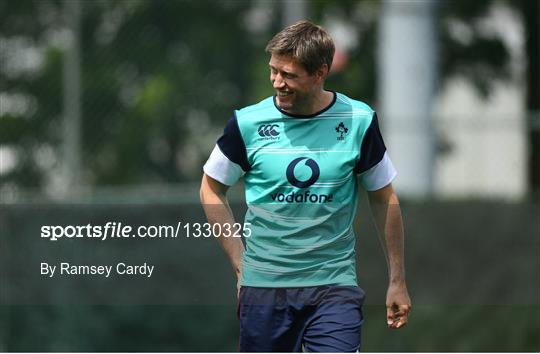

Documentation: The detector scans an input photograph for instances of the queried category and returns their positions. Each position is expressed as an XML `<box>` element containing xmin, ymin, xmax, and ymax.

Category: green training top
<box><xmin>203</xmin><ymin>92</ymin><xmax>396</xmax><ymax>287</ymax></box>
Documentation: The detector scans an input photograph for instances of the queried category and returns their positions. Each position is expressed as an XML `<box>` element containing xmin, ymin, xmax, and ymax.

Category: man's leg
<box><xmin>302</xmin><ymin>286</ymin><xmax>365</xmax><ymax>352</ymax></box>
<box><xmin>238</xmin><ymin>287</ymin><xmax>304</xmax><ymax>352</ymax></box>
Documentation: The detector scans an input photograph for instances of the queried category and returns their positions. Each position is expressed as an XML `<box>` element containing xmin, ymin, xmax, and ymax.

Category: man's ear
<box><xmin>316</xmin><ymin>64</ymin><xmax>329</xmax><ymax>82</ymax></box>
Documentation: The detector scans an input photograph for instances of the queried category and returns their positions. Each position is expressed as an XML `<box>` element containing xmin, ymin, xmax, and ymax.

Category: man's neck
<box><xmin>319</xmin><ymin>90</ymin><xmax>334</xmax><ymax>109</ymax></box>
<box><xmin>310</xmin><ymin>90</ymin><xmax>334</xmax><ymax>114</ymax></box>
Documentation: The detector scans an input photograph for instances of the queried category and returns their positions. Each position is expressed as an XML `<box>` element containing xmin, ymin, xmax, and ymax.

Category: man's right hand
<box><xmin>236</xmin><ymin>267</ymin><xmax>242</xmax><ymax>298</ymax></box>
<box><xmin>200</xmin><ymin>173</ymin><xmax>245</xmax><ymax>299</ymax></box>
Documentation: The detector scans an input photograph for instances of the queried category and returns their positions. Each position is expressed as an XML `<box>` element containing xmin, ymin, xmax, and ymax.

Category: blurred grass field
<box><xmin>0</xmin><ymin>200</ymin><xmax>538</xmax><ymax>351</ymax></box>
<box><xmin>1</xmin><ymin>305</ymin><xmax>538</xmax><ymax>351</ymax></box>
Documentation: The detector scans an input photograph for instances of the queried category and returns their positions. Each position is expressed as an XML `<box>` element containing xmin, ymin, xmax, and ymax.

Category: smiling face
<box><xmin>269</xmin><ymin>54</ymin><xmax>327</xmax><ymax>116</ymax></box>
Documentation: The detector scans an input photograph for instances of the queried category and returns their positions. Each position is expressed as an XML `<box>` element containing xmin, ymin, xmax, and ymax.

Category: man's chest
<box><xmin>244</xmin><ymin>119</ymin><xmax>360</xmax><ymax>189</ymax></box>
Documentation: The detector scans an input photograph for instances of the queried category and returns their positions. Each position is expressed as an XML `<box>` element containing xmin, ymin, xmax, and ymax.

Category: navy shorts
<box><xmin>238</xmin><ymin>285</ymin><xmax>365</xmax><ymax>352</ymax></box>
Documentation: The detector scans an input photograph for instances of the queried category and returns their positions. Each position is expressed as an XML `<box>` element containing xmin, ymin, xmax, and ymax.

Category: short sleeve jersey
<box><xmin>204</xmin><ymin>92</ymin><xmax>396</xmax><ymax>287</ymax></box>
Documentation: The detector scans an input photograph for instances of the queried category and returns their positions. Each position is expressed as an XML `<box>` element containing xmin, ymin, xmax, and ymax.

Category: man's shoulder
<box><xmin>334</xmin><ymin>92</ymin><xmax>375</xmax><ymax>115</ymax></box>
<box><xmin>235</xmin><ymin>96</ymin><xmax>276</xmax><ymax>118</ymax></box>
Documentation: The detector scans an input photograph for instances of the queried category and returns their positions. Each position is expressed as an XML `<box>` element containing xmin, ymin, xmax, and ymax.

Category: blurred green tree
<box><xmin>312</xmin><ymin>0</ymin><xmax>537</xmax><ymax>195</ymax></box>
<box><xmin>439</xmin><ymin>0</ymin><xmax>538</xmax><ymax>195</ymax></box>
<box><xmin>515</xmin><ymin>0</ymin><xmax>540</xmax><ymax>195</ymax></box>
<box><xmin>0</xmin><ymin>0</ymin><xmax>257</xmax><ymax>190</ymax></box>
<box><xmin>1</xmin><ymin>0</ymin><xmax>536</xmax><ymax>194</ymax></box>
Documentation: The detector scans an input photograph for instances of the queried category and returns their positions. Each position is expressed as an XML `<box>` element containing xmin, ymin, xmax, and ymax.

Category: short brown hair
<box><xmin>265</xmin><ymin>20</ymin><xmax>335</xmax><ymax>74</ymax></box>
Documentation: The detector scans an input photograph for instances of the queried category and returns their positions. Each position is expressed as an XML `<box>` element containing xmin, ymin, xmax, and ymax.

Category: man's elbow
<box><xmin>368</xmin><ymin>183</ymin><xmax>397</xmax><ymax>204</ymax></box>
<box><xmin>200</xmin><ymin>173</ymin><xmax>229</xmax><ymax>204</ymax></box>
<box><xmin>200</xmin><ymin>174</ymin><xmax>211</xmax><ymax>204</ymax></box>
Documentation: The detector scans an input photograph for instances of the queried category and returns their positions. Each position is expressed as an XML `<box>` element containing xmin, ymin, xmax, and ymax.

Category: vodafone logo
<box><xmin>270</xmin><ymin>157</ymin><xmax>332</xmax><ymax>203</ymax></box>
<box><xmin>286</xmin><ymin>157</ymin><xmax>320</xmax><ymax>188</ymax></box>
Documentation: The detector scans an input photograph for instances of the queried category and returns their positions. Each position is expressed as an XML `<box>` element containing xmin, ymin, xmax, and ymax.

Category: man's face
<box><xmin>269</xmin><ymin>54</ymin><xmax>323</xmax><ymax>115</ymax></box>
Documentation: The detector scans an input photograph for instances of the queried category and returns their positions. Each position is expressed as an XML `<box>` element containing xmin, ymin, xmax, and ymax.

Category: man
<box><xmin>200</xmin><ymin>20</ymin><xmax>410</xmax><ymax>352</ymax></box>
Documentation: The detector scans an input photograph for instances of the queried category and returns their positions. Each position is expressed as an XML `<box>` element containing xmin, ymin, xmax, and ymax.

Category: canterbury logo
<box><xmin>258</xmin><ymin>124</ymin><xmax>280</xmax><ymax>137</ymax></box>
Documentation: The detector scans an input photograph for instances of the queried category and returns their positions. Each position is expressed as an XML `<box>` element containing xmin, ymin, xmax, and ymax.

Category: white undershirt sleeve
<box><xmin>203</xmin><ymin>145</ymin><xmax>245</xmax><ymax>186</ymax></box>
<box><xmin>358</xmin><ymin>152</ymin><xmax>397</xmax><ymax>191</ymax></box>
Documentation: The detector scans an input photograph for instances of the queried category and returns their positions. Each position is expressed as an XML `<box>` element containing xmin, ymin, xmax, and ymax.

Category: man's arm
<box><xmin>200</xmin><ymin>173</ymin><xmax>244</xmax><ymax>294</ymax></box>
<box><xmin>367</xmin><ymin>183</ymin><xmax>411</xmax><ymax>329</ymax></box>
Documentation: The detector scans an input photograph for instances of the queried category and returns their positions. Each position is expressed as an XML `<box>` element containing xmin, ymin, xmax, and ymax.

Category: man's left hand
<box><xmin>386</xmin><ymin>283</ymin><xmax>411</xmax><ymax>329</ymax></box>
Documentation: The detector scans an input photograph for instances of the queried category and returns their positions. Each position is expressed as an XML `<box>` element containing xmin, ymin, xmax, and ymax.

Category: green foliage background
<box><xmin>0</xmin><ymin>0</ymin><xmax>514</xmax><ymax>189</ymax></box>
